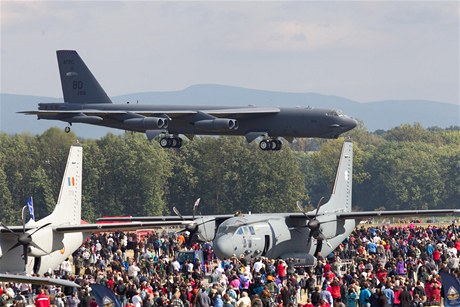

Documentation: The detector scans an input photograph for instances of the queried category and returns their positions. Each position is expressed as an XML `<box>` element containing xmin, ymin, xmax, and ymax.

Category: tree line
<box><xmin>0</xmin><ymin>123</ymin><xmax>458</xmax><ymax>224</ymax></box>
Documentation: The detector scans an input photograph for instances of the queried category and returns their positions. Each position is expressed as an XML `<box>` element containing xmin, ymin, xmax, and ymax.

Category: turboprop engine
<box><xmin>27</xmin><ymin>228</ymin><xmax>64</xmax><ymax>257</ymax></box>
<box><xmin>182</xmin><ymin>217</ymin><xmax>217</xmax><ymax>242</ymax></box>
<box><xmin>123</xmin><ymin>117</ymin><xmax>168</xmax><ymax>129</ymax></box>
<box><xmin>194</xmin><ymin>118</ymin><xmax>239</xmax><ymax>131</ymax></box>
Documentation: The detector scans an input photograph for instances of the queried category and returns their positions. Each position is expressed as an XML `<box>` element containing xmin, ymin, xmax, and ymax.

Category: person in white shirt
<box><xmin>253</xmin><ymin>258</ymin><xmax>265</xmax><ymax>274</ymax></box>
<box><xmin>172</xmin><ymin>258</ymin><xmax>181</xmax><ymax>272</ymax></box>
<box><xmin>132</xmin><ymin>289</ymin><xmax>142</xmax><ymax>307</ymax></box>
<box><xmin>128</xmin><ymin>262</ymin><xmax>141</xmax><ymax>283</ymax></box>
<box><xmin>61</xmin><ymin>258</ymin><xmax>72</xmax><ymax>275</ymax></box>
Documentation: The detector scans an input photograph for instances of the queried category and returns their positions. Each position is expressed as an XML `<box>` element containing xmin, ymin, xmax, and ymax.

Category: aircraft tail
<box><xmin>39</xmin><ymin>144</ymin><xmax>83</xmax><ymax>225</ymax></box>
<box><xmin>317</xmin><ymin>140</ymin><xmax>353</xmax><ymax>214</ymax></box>
<box><xmin>57</xmin><ymin>50</ymin><xmax>112</xmax><ymax>104</ymax></box>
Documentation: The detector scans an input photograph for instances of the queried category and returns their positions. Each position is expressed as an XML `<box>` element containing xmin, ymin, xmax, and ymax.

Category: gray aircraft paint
<box><xmin>21</xmin><ymin>50</ymin><xmax>357</xmax><ymax>149</ymax></box>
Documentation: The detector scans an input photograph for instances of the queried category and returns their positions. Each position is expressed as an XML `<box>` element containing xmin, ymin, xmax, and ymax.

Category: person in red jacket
<box><xmin>430</xmin><ymin>283</ymin><xmax>441</xmax><ymax>305</ymax></box>
<box><xmin>330</xmin><ymin>278</ymin><xmax>341</xmax><ymax>303</ymax></box>
<box><xmin>35</xmin><ymin>288</ymin><xmax>50</xmax><ymax>307</ymax></box>
<box><xmin>432</xmin><ymin>248</ymin><xmax>442</xmax><ymax>266</ymax></box>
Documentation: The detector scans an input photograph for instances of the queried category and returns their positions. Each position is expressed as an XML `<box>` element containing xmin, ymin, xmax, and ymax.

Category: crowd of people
<box><xmin>1</xmin><ymin>222</ymin><xmax>459</xmax><ymax>307</ymax></box>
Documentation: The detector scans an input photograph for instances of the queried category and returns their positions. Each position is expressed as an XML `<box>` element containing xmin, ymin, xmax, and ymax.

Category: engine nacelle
<box><xmin>124</xmin><ymin>117</ymin><xmax>168</xmax><ymax>129</ymax></box>
<box><xmin>28</xmin><ymin>228</ymin><xmax>63</xmax><ymax>257</ymax></box>
<box><xmin>194</xmin><ymin>118</ymin><xmax>239</xmax><ymax>131</ymax></box>
<box><xmin>194</xmin><ymin>217</ymin><xmax>217</xmax><ymax>242</ymax></box>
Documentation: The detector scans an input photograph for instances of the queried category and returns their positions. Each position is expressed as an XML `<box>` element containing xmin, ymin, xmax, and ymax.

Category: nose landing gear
<box><xmin>64</xmin><ymin>123</ymin><xmax>72</xmax><ymax>133</ymax></box>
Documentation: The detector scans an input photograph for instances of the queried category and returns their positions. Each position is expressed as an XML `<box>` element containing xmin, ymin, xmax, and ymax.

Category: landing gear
<box><xmin>259</xmin><ymin>139</ymin><xmax>282</xmax><ymax>151</ymax></box>
<box><xmin>64</xmin><ymin>123</ymin><xmax>72</xmax><ymax>133</ymax></box>
<box><xmin>160</xmin><ymin>136</ymin><xmax>182</xmax><ymax>148</ymax></box>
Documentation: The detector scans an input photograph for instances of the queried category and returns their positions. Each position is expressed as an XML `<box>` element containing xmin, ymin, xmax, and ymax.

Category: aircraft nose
<box><xmin>213</xmin><ymin>234</ymin><xmax>234</xmax><ymax>259</ymax></box>
<box><xmin>346</xmin><ymin>117</ymin><xmax>358</xmax><ymax>130</ymax></box>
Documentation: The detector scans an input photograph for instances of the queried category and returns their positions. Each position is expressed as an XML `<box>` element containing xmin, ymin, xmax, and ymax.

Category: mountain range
<box><xmin>1</xmin><ymin>84</ymin><xmax>458</xmax><ymax>139</ymax></box>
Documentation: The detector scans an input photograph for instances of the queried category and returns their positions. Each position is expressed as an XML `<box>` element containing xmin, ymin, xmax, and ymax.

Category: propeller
<box><xmin>173</xmin><ymin>198</ymin><xmax>201</xmax><ymax>232</ymax></box>
<box><xmin>297</xmin><ymin>198</ymin><xmax>332</xmax><ymax>257</ymax></box>
<box><xmin>173</xmin><ymin>198</ymin><xmax>216</xmax><ymax>243</ymax></box>
<box><xmin>0</xmin><ymin>206</ymin><xmax>50</xmax><ymax>266</ymax></box>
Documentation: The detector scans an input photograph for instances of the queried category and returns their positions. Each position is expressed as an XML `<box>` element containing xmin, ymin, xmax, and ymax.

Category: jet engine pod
<box><xmin>124</xmin><ymin>117</ymin><xmax>168</xmax><ymax>129</ymax></box>
<box><xmin>194</xmin><ymin>118</ymin><xmax>239</xmax><ymax>131</ymax></box>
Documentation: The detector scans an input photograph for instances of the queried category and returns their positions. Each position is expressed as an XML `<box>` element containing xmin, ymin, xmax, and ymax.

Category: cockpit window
<box><xmin>249</xmin><ymin>226</ymin><xmax>255</xmax><ymax>235</ymax></box>
<box><xmin>326</xmin><ymin>109</ymin><xmax>344</xmax><ymax>117</ymax></box>
<box><xmin>236</xmin><ymin>227</ymin><xmax>244</xmax><ymax>235</ymax></box>
<box><xmin>219</xmin><ymin>225</ymin><xmax>239</xmax><ymax>234</ymax></box>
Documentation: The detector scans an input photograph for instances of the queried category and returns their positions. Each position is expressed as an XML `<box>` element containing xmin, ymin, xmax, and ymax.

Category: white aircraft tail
<box><xmin>57</xmin><ymin>50</ymin><xmax>112</xmax><ymax>104</ymax></box>
<box><xmin>39</xmin><ymin>144</ymin><xmax>83</xmax><ymax>225</ymax></box>
<box><xmin>317</xmin><ymin>140</ymin><xmax>353</xmax><ymax>215</ymax></box>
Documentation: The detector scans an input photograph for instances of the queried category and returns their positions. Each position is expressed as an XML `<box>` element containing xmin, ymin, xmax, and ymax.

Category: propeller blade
<box><xmin>29</xmin><ymin>241</ymin><xmax>48</xmax><ymax>255</ymax></box>
<box><xmin>192</xmin><ymin>198</ymin><xmax>200</xmax><ymax>220</ymax></box>
<box><xmin>314</xmin><ymin>238</ymin><xmax>323</xmax><ymax>258</ymax></box>
<box><xmin>0</xmin><ymin>223</ymin><xmax>19</xmax><ymax>237</ymax></box>
<box><xmin>173</xmin><ymin>207</ymin><xmax>184</xmax><ymax>220</ymax></box>
<box><xmin>6</xmin><ymin>242</ymin><xmax>22</xmax><ymax>253</ymax></box>
<box><xmin>23</xmin><ymin>244</ymin><xmax>28</xmax><ymax>265</ymax></box>
<box><xmin>315</xmin><ymin>197</ymin><xmax>325</xmax><ymax>216</ymax></box>
<box><xmin>296</xmin><ymin>201</ymin><xmax>308</xmax><ymax>218</ymax></box>
<box><xmin>28</xmin><ymin>223</ymin><xmax>51</xmax><ymax>236</ymax></box>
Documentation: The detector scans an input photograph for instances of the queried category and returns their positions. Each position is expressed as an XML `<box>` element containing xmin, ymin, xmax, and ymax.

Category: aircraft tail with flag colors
<box><xmin>0</xmin><ymin>143</ymin><xmax>192</xmax><ymax>275</ymax></box>
<box><xmin>38</xmin><ymin>144</ymin><xmax>83</xmax><ymax>226</ymax></box>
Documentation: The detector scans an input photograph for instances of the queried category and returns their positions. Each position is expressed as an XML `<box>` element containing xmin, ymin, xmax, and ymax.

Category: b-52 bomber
<box><xmin>21</xmin><ymin>50</ymin><xmax>357</xmax><ymax>150</ymax></box>
<box><xmin>99</xmin><ymin>141</ymin><xmax>460</xmax><ymax>266</ymax></box>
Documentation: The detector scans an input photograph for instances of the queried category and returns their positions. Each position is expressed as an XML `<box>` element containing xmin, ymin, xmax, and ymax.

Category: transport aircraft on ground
<box><xmin>0</xmin><ymin>143</ymin><xmax>191</xmax><ymax>286</ymax></box>
<box><xmin>98</xmin><ymin>141</ymin><xmax>460</xmax><ymax>266</ymax></box>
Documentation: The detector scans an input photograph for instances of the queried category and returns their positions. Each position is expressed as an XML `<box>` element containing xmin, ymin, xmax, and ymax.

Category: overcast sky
<box><xmin>1</xmin><ymin>1</ymin><xmax>459</xmax><ymax>104</ymax></box>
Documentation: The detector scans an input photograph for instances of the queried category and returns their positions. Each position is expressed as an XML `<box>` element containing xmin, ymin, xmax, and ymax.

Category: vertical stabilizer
<box><xmin>317</xmin><ymin>141</ymin><xmax>353</xmax><ymax>214</ymax></box>
<box><xmin>40</xmin><ymin>144</ymin><xmax>83</xmax><ymax>225</ymax></box>
<box><xmin>57</xmin><ymin>50</ymin><xmax>112</xmax><ymax>104</ymax></box>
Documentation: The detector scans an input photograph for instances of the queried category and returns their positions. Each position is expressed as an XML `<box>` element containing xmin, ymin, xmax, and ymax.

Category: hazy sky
<box><xmin>1</xmin><ymin>1</ymin><xmax>459</xmax><ymax>104</ymax></box>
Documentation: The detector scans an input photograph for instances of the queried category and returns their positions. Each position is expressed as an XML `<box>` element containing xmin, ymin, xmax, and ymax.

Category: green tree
<box><xmin>168</xmin><ymin>137</ymin><xmax>305</xmax><ymax>215</ymax></box>
<box><xmin>363</xmin><ymin>142</ymin><xmax>444</xmax><ymax>210</ymax></box>
<box><xmin>94</xmin><ymin>133</ymin><xmax>173</xmax><ymax>217</ymax></box>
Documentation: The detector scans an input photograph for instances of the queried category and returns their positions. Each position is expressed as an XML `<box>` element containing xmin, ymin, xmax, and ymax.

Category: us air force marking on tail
<box><xmin>20</xmin><ymin>50</ymin><xmax>357</xmax><ymax>150</ymax></box>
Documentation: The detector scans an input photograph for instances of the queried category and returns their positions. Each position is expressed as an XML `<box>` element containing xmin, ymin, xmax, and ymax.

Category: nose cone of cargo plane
<box><xmin>213</xmin><ymin>234</ymin><xmax>234</xmax><ymax>259</ymax></box>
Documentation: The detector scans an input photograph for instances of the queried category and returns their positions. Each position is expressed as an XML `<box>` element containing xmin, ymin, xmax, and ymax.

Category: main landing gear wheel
<box><xmin>160</xmin><ymin>136</ymin><xmax>182</xmax><ymax>148</ymax></box>
<box><xmin>259</xmin><ymin>140</ymin><xmax>271</xmax><ymax>150</ymax></box>
<box><xmin>259</xmin><ymin>139</ymin><xmax>282</xmax><ymax>151</ymax></box>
